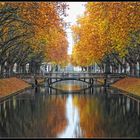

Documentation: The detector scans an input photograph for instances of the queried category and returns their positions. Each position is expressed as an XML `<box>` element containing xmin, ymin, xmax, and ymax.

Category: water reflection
<box><xmin>73</xmin><ymin>90</ymin><xmax>140</xmax><ymax>138</ymax></box>
<box><xmin>58</xmin><ymin>95</ymin><xmax>82</xmax><ymax>138</ymax></box>
<box><xmin>0</xmin><ymin>88</ymin><xmax>67</xmax><ymax>137</ymax></box>
<box><xmin>0</xmin><ymin>86</ymin><xmax>140</xmax><ymax>138</ymax></box>
<box><xmin>51</xmin><ymin>80</ymin><xmax>89</xmax><ymax>92</ymax></box>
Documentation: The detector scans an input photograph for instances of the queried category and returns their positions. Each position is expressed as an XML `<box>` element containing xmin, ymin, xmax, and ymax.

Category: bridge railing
<box><xmin>45</xmin><ymin>72</ymin><xmax>127</xmax><ymax>78</ymax></box>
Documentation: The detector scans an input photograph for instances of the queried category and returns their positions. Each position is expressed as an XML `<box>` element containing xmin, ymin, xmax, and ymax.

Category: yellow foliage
<box><xmin>3</xmin><ymin>2</ymin><xmax>69</xmax><ymax>66</ymax></box>
<box><xmin>71</xmin><ymin>2</ymin><xmax>140</xmax><ymax>67</ymax></box>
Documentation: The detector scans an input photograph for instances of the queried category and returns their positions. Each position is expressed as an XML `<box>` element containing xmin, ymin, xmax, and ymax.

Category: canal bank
<box><xmin>98</xmin><ymin>77</ymin><xmax>140</xmax><ymax>99</ymax></box>
<box><xmin>0</xmin><ymin>77</ymin><xmax>31</xmax><ymax>101</ymax></box>
<box><xmin>112</xmin><ymin>77</ymin><xmax>140</xmax><ymax>99</ymax></box>
<box><xmin>0</xmin><ymin>77</ymin><xmax>44</xmax><ymax>102</ymax></box>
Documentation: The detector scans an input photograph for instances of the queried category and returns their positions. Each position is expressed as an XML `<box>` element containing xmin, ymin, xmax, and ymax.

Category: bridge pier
<box><xmin>103</xmin><ymin>74</ymin><xmax>110</xmax><ymax>87</ymax></box>
<box><xmin>90</xmin><ymin>78</ymin><xmax>94</xmax><ymax>85</ymax></box>
<box><xmin>48</xmin><ymin>87</ymin><xmax>52</xmax><ymax>94</ymax></box>
<box><xmin>84</xmin><ymin>78</ymin><xmax>85</xmax><ymax>82</ymax></box>
<box><xmin>47</xmin><ymin>78</ymin><xmax>52</xmax><ymax>85</ymax></box>
<box><xmin>48</xmin><ymin>78</ymin><xmax>50</xmax><ymax>85</ymax></box>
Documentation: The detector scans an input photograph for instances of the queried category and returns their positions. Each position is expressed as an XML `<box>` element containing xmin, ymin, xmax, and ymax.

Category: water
<box><xmin>50</xmin><ymin>80</ymin><xmax>90</xmax><ymax>92</ymax></box>
<box><xmin>0</xmin><ymin>81</ymin><xmax>140</xmax><ymax>138</ymax></box>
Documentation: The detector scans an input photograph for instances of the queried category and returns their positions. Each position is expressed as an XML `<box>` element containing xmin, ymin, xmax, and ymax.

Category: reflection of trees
<box><xmin>0</xmin><ymin>88</ymin><xmax>67</xmax><ymax>137</ymax></box>
<box><xmin>74</xmin><ymin>87</ymin><xmax>140</xmax><ymax>138</ymax></box>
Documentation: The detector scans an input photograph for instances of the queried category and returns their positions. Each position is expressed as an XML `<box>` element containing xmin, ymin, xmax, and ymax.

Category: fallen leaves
<box><xmin>112</xmin><ymin>77</ymin><xmax>140</xmax><ymax>96</ymax></box>
<box><xmin>0</xmin><ymin>77</ymin><xmax>30</xmax><ymax>98</ymax></box>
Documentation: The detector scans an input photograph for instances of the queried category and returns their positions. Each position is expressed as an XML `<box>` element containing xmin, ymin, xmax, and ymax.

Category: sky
<box><xmin>64</xmin><ymin>2</ymin><xmax>87</xmax><ymax>55</ymax></box>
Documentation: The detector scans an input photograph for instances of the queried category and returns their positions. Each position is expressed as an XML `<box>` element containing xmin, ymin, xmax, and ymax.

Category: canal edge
<box><xmin>0</xmin><ymin>85</ymin><xmax>32</xmax><ymax>103</ymax></box>
<box><xmin>110</xmin><ymin>85</ymin><xmax>140</xmax><ymax>101</ymax></box>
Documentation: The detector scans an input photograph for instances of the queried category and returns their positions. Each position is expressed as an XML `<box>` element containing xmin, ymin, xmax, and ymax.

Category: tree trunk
<box><xmin>129</xmin><ymin>63</ymin><xmax>133</xmax><ymax>76</ymax></box>
<box><xmin>120</xmin><ymin>64</ymin><xmax>123</xmax><ymax>73</ymax></box>
<box><xmin>21</xmin><ymin>65</ymin><xmax>26</xmax><ymax>74</ymax></box>
<box><xmin>29</xmin><ymin>61</ymin><xmax>34</xmax><ymax>74</ymax></box>
<box><xmin>0</xmin><ymin>64</ymin><xmax>4</xmax><ymax>78</ymax></box>
<box><xmin>112</xmin><ymin>66</ymin><xmax>114</xmax><ymax>73</ymax></box>
<box><xmin>9</xmin><ymin>64</ymin><xmax>14</xmax><ymax>76</ymax></box>
<box><xmin>28</xmin><ymin>62</ymin><xmax>31</xmax><ymax>73</ymax></box>
<box><xmin>16</xmin><ymin>63</ymin><xmax>19</xmax><ymax>73</ymax></box>
<box><xmin>124</xmin><ymin>63</ymin><xmax>127</xmax><ymax>74</ymax></box>
<box><xmin>139</xmin><ymin>61</ymin><xmax>140</xmax><ymax>77</ymax></box>
<box><xmin>105</xmin><ymin>56</ymin><xmax>110</xmax><ymax>74</ymax></box>
<box><xmin>133</xmin><ymin>63</ymin><xmax>137</xmax><ymax>76</ymax></box>
<box><xmin>5</xmin><ymin>65</ymin><xmax>9</xmax><ymax>78</ymax></box>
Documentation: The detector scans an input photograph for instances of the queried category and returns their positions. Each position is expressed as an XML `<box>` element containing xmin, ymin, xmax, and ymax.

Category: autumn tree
<box><xmin>71</xmin><ymin>2</ymin><xmax>140</xmax><ymax>75</ymax></box>
<box><xmin>0</xmin><ymin>2</ymin><xmax>69</xmax><ymax>77</ymax></box>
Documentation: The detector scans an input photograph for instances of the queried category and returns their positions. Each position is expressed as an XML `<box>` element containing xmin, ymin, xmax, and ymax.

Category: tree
<box><xmin>0</xmin><ymin>2</ymin><xmax>69</xmax><ymax>76</ymax></box>
<box><xmin>71</xmin><ymin>2</ymin><xmax>140</xmax><ymax>75</ymax></box>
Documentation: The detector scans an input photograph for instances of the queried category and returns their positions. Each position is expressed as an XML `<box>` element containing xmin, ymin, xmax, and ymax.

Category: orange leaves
<box><xmin>71</xmin><ymin>2</ymin><xmax>140</xmax><ymax>67</ymax></box>
<box><xmin>107</xmin><ymin>2</ymin><xmax>140</xmax><ymax>55</ymax></box>
<box><xmin>8</xmin><ymin>2</ymin><xmax>58</xmax><ymax>30</ymax></box>
<box><xmin>44</xmin><ymin>27</ymin><xmax>68</xmax><ymax>66</ymax></box>
<box><xmin>0</xmin><ymin>77</ymin><xmax>30</xmax><ymax>98</ymax></box>
<box><xmin>112</xmin><ymin>77</ymin><xmax>140</xmax><ymax>97</ymax></box>
<box><xmin>3</xmin><ymin>2</ymin><xmax>69</xmax><ymax>66</ymax></box>
<box><xmin>73</xmin><ymin>95</ymin><xmax>106</xmax><ymax>137</ymax></box>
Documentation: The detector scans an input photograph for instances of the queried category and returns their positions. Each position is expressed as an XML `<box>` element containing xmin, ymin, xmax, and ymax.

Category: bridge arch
<box><xmin>49</xmin><ymin>78</ymin><xmax>91</xmax><ymax>85</ymax></box>
<box><xmin>48</xmin><ymin>79</ymin><xmax>93</xmax><ymax>93</ymax></box>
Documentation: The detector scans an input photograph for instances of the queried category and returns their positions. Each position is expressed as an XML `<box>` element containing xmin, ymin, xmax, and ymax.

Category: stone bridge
<box><xmin>45</xmin><ymin>72</ymin><xmax>126</xmax><ymax>87</ymax></box>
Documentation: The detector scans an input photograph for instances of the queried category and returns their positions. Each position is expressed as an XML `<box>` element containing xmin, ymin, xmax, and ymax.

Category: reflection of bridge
<box><xmin>45</xmin><ymin>72</ymin><xmax>126</xmax><ymax>87</ymax></box>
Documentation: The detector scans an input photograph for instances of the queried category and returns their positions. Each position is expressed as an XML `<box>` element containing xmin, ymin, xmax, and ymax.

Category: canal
<box><xmin>0</xmin><ymin>80</ymin><xmax>140</xmax><ymax>138</ymax></box>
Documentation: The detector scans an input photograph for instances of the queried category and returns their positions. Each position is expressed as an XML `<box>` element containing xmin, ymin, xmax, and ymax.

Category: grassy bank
<box><xmin>112</xmin><ymin>77</ymin><xmax>140</xmax><ymax>97</ymax></box>
<box><xmin>0</xmin><ymin>77</ymin><xmax>31</xmax><ymax>99</ymax></box>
